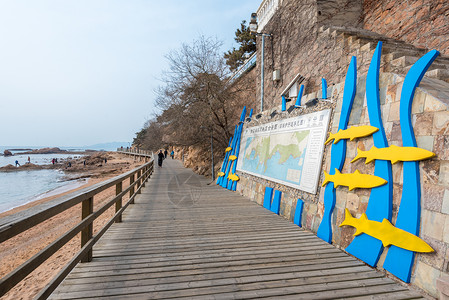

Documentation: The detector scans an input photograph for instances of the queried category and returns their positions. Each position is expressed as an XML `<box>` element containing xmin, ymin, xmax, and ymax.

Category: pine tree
<box><xmin>224</xmin><ymin>21</ymin><xmax>256</xmax><ymax>72</ymax></box>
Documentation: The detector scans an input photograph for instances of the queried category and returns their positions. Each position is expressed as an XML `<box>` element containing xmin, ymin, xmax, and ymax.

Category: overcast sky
<box><xmin>0</xmin><ymin>0</ymin><xmax>260</xmax><ymax>147</ymax></box>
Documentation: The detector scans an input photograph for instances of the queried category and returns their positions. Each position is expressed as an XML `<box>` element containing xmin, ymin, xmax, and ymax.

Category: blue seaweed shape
<box><xmin>317</xmin><ymin>56</ymin><xmax>357</xmax><ymax>243</ymax></box>
<box><xmin>221</xmin><ymin>125</ymin><xmax>239</xmax><ymax>187</ymax></box>
<box><xmin>295</xmin><ymin>85</ymin><xmax>304</xmax><ymax>107</ymax></box>
<box><xmin>345</xmin><ymin>41</ymin><xmax>393</xmax><ymax>266</ymax></box>
<box><xmin>383</xmin><ymin>49</ymin><xmax>439</xmax><ymax>282</ymax></box>
<box><xmin>227</xmin><ymin>106</ymin><xmax>247</xmax><ymax>190</ymax></box>
<box><xmin>322</xmin><ymin>78</ymin><xmax>328</xmax><ymax>99</ymax></box>
<box><xmin>216</xmin><ymin>136</ymin><xmax>233</xmax><ymax>185</ymax></box>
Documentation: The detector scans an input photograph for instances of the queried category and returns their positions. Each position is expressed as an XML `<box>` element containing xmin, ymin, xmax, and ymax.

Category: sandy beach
<box><xmin>0</xmin><ymin>152</ymin><xmax>146</xmax><ymax>300</ymax></box>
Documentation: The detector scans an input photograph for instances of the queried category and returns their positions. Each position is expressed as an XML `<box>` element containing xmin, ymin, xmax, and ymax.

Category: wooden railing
<box><xmin>0</xmin><ymin>156</ymin><xmax>154</xmax><ymax>299</ymax></box>
<box><xmin>116</xmin><ymin>147</ymin><xmax>152</xmax><ymax>156</ymax></box>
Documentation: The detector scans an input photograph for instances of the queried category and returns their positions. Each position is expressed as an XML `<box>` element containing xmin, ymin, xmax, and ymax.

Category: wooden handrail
<box><xmin>0</xmin><ymin>157</ymin><xmax>154</xmax><ymax>299</ymax></box>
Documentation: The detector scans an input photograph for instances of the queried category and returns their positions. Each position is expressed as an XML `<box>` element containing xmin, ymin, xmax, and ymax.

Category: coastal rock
<box><xmin>21</xmin><ymin>147</ymin><xmax>66</xmax><ymax>155</ymax></box>
<box><xmin>3</xmin><ymin>150</ymin><xmax>13</xmax><ymax>156</ymax></box>
<box><xmin>0</xmin><ymin>164</ymin><xmax>16</xmax><ymax>171</ymax></box>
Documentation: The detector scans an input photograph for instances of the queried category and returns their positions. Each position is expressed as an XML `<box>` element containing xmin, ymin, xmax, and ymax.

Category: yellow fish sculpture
<box><xmin>351</xmin><ymin>145</ymin><xmax>435</xmax><ymax>164</ymax></box>
<box><xmin>229</xmin><ymin>155</ymin><xmax>237</xmax><ymax>161</ymax></box>
<box><xmin>325</xmin><ymin>125</ymin><xmax>379</xmax><ymax>145</ymax></box>
<box><xmin>217</xmin><ymin>172</ymin><xmax>225</xmax><ymax>177</ymax></box>
<box><xmin>225</xmin><ymin>147</ymin><xmax>232</xmax><ymax>152</ymax></box>
<box><xmin>322</xmin><ymin>169</ymin><xmax>387</xmax><ymax>190</ymax></box>
<box><xmin>340</xmin><ymin>209</ymin><xmax>433</xmax><ymax>253</ymax></box>
<box><xmin>228</xmin><ymin>173</ymin><xmax>240</xmax><ymax>181</ymax></box>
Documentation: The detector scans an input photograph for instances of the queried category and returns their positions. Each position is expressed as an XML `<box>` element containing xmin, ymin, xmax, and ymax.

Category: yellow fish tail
<box><xmin>322</xmin><ymin>170</ymin><xmax>330</xmax><ymax>187</ymax></box>
<box><xmin>340</xmin><ymin>208</ymin><xmax>355</xmax><ymax>227</ymax></box>
<box><xmin>351</xmin><ymin>148</ymin><xmax>365</xmax><ymax>163</ymax></box>
<box><xmin>325</xmin><ymin>133</ymin><xmax>335</xmax><ymax>145</ymax></box>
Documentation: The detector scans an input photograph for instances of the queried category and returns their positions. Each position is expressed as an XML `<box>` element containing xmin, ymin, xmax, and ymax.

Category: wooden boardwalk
<box><xmin>50</xmin><ymin>160</ymin><xmax>425</xmax><ymax>299</ymax></box>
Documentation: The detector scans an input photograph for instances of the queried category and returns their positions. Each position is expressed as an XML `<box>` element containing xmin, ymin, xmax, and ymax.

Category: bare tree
<box><xmin>151</xmin><ymin>35</ymin><xmax>255</xmax><ymax>151</ymax></box>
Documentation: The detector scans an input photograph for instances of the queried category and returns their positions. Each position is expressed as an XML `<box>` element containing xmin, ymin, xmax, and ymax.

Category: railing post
<box><xmin>137</xmin><ymin>170</ymin><xmax>142</xmax><ymax>194</ymax></box>
<box><xmin>142</xmin><ymin>167</ymin><xmax>146</xmax><ymax>188</ymax></box>
<box><xmin>115</xmin><ymin>182</ymin><xmax>123</xmax><ymax>223</ymax></box>
<box><xmin>81</xmin><ymin>197</ymin><xmax>93</xmax><ymax>263</ymax></box>
<box><xmin>130</xmin><ymin>174</ymin><xmax>135</xmax><ymax>204</ymax></box>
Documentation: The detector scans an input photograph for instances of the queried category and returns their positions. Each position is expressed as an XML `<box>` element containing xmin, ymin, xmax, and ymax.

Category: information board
<box><xmin>236</xmin><ymin>109</ymin><xmax>331</xmax><ymax>194</ymax></box>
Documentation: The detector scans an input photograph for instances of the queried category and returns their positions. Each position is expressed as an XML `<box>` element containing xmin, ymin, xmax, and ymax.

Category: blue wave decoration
<box><xmin>317</xmin><ymin>56</ymin><xmax>357</xmax><ymax>243</ymax></box>
<box><xmin>282</xmin><ymin>95</ymin><xmax>286</xmax><ymax>111</ymax></box>
<box><xmin>383</xmin><ymin>49</ymin><xmax>439</xmax><ymax>282</ymax></box>
<box><xmin>322</xmin><ymin>78</ymin><xmax>328</xmax><ymax>99</ymax></box>
<box><xmin>345</xmin><ymin>41</ymin><xmax>393</xmax><ymax>267</ymax></box>
<box><xmin>218</xmin><ymin>126</ymin><xmax>238</xmax><ymax>186</ymax></box>
<box><xmin>294</xmin><ymin>199</ymin><xmax>304</xmax><ymax>227</ymax></box>
<box><xmin>227</xmin><ymin>107</ymin><xmax>247</xmax><ymax>190</ymax></box>
<box><xmin>263</xmin><ymin>187</ymin><xmax>274</xmax><ymax>210</ymax></box>
<box><xmin>295</xmin><ymin>84</ymin><xmax>304</xmax><ymax>107</ymax></box>
<box><xmin>216</xmin><ymin>136</ymin><xmax>233</xmax><ymax>185</ymax></box>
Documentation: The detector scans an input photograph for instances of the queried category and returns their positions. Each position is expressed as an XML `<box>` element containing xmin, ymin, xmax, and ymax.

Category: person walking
<box><xmin>164</xmin><ymin>149</ymin><xmax>168</xmax><ymax>159</ymax></box>
<box><xmin>15</xmin><ymin>160</ymin><xmax>20</xmax><ymax>167</ymax></box>
<box><xmin>158</xmin><ymin>150</ymin><xmax>165</xmax><ymax>168</ymax></box>
<box><xmin>170</xmin><ymin>150</ymin><xmax>174</xmax><ymax>159</ymax></box>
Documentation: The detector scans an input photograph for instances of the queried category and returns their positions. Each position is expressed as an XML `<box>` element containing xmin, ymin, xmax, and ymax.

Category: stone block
<box><xmin>388</xmin><ymin>101</ymin><xmax>400</xmax><ymax>122</ymax></box>
<box><xmin>392</xmin><ymin>158</ymin><xmax>403</xmax><ymax>184</ymax></box>
<box><xmin>422</xmin><ymin>183</ymin><xmax>444</xmax><ymax>212</ymax></box>
<box><xmin>414</xmin><ymin>113</ymin><xmax>433</xmax><ymax>136</ymax></box>
<box><xmin>384</xmin><ymin>121</ymin><xmax>393</xmax><ymax>140</ymax></box>
<box><xmin>412</xmin><ymin>89</ymin><xmax>426</xmax><ymax>114</ymax></box>
<box><xmin>357</xmin><ymin>202</ymin><xmax>368</xmax><ymax>215</ymax></box>
<box><xmin>444</xmin><ymin>214</ymin><xmax>449</xmax><ymax>244</ymax></box>
<box><xmin>377</xmin><ymin>246</ymin><xmax>388</xmax><ymax>269</ymax></box>
<box><xmin>425</xmin><ymin>94</ymin><xmax>447</xmax><ymax>113</ymax></box>
<box><xmin>421</xmin><ymin>160</ymin><xmax>440</xmax><ymax>185</ymax></box>
<box><xmin>346</xmin><ymin>193</ymin><xmax>359</xmax><ymax>214</ymax></box>
<box><xmin>434</xmin><ymin>135</ymin><xmax>449</xmax><ymax>160</ymax></box>
<box><xmin>420</xmin><ymin>236</ymin><xmax>447</xmax><ymax>270</ymax></box>
<box><xmin>439</xmin><ymin>161</ymin><xmax>449</xmax><ymax>186</ymax></box>
<box><xmin>386</xmin><ymin>83</ymin><xmax>398</xmax><ymax>104</ymax></box>
<box><xmin>336</xmin><ymin>190</ymin><xmax>347</xmax><ymax>209</ymax></box>
<box><xmin>382</xmin><ymin>102</ymin><xmax>391</xmax><ymax>125</ymax></box>
<box><xmin>413</xmin><ymin>261</ymin><xmax>441</xmax><ymax>298</ymax></box>
<box><xmin>311</xmin><ymin>215</ymin><xmax>321</xmax><ymax>233</ymax></box>
<box><xmin>307</xmin><ymin>202</ymin><xmax>318</xmax><ymax>214</ymax></box>
<box><xmin>422</xmin><ymin>210</ymin><xmax>446</xmax><ymax>240</ymax></box>
<box><xmin>255</xmin><ymin>193</ymin><xmax>264</xmax><ymax>205</ymax></box>
<box><xmin>442</xmin><ymin>189</ymin><xmax>449</xmax><ymax>215</ymax></box>
<box><xmin>433</xmin><ymin>111</ymin><xmax>449</xmax><ymax>136</ymax></box>
<box><xmin>416</xmin><ymin>135</ymin><xmax>434</xmax><ymax>152</ymax></box>
<box><xmin>437</xmin><ymin>275</ymin><xmax>449</xmax><ymax>300</ymax></box>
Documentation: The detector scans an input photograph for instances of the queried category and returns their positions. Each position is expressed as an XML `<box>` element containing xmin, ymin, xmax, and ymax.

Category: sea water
<box><xmin>0</xmin><ymin>170</ymin><xmax>87</xmax><ymax>213</ymax></box>
<box><xmin>0</xmin><ymin>149</ymin><xmax>88</xmax><ymax>213</ymax></box>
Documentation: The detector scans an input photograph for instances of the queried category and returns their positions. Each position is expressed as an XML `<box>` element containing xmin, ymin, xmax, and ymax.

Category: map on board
<box><xmin>236</xmin><ymin>109</ymin><xmax>331</xmax><ymax>194</ymax></box>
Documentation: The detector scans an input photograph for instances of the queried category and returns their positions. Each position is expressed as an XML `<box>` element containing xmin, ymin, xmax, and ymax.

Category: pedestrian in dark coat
<box><xmin>158</xmin><ymin>150</ymin><xmax>164</xmax><ymax>167</ymax></box>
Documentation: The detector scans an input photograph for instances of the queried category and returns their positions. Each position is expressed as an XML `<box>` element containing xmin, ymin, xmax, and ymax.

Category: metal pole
<box><xmin>261</xmin><ymin>34</ymin><xmax>265</xmax><ymax>112</ymax></box>
<box><xmin>211</xmin><ymin>131</ymin><xmax>214</xmax><ymax>181</ymax></box>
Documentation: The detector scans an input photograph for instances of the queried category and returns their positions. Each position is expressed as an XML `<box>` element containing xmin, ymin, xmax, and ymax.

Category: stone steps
<box><xmin>320</xmin><ymin>25</ymin><xmax>449</xmax><ymax>82</ymax></box>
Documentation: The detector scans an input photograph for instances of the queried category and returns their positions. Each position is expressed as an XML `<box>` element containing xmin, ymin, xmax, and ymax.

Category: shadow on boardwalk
<box><xmin>49</xmin><ymin>159</ymin><xmax>425</xmax><ymax>299</ymax></box>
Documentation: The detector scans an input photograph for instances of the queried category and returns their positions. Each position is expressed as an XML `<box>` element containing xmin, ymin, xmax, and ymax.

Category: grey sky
<box><xmin>0</xmin><ymin>0</ymin><xmax>260</xmax><ymax>147</ymax></box>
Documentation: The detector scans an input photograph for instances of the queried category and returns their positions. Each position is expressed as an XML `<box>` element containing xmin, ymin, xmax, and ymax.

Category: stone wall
<box><xmin>235</xmin><ymin>70</ymin><xmax>449</xmax><ymax>297</ymax></box>
<box><xmin>362</xmin><ymin>0</ymin><xmax>449</xmax><ymax>55</ymax></box>
<box><xmin>255</xmin><ymin>0</ymin><xmax>364</xmax><ymax>111</ymax></box>
<box><xmin>255</xmin><ymin>0</ymin><xmax>449</xmax><ymax>113</ymax></box>
<box><xmin>317</xmin><ymin>0</ymin><xmax>363</xmax><ymax>28</ymax></box>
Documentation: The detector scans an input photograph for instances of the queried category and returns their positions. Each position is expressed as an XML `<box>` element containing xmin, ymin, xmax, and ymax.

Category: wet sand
<box><xmin>0</xmin><ymin>152</ymin><xmax>146</xmax><ymax>300</ymax></box>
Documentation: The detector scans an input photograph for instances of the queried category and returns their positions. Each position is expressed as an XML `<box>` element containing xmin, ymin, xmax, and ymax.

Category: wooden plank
<box><xmin>48</xmin><ymin>159</ymin><xmax>425</xmax><ymax>300</ymax></box>
<box><xmin>51</xmin><ymin>271</ymin><xmax>386</xmax><ymax>299</ymax></box>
